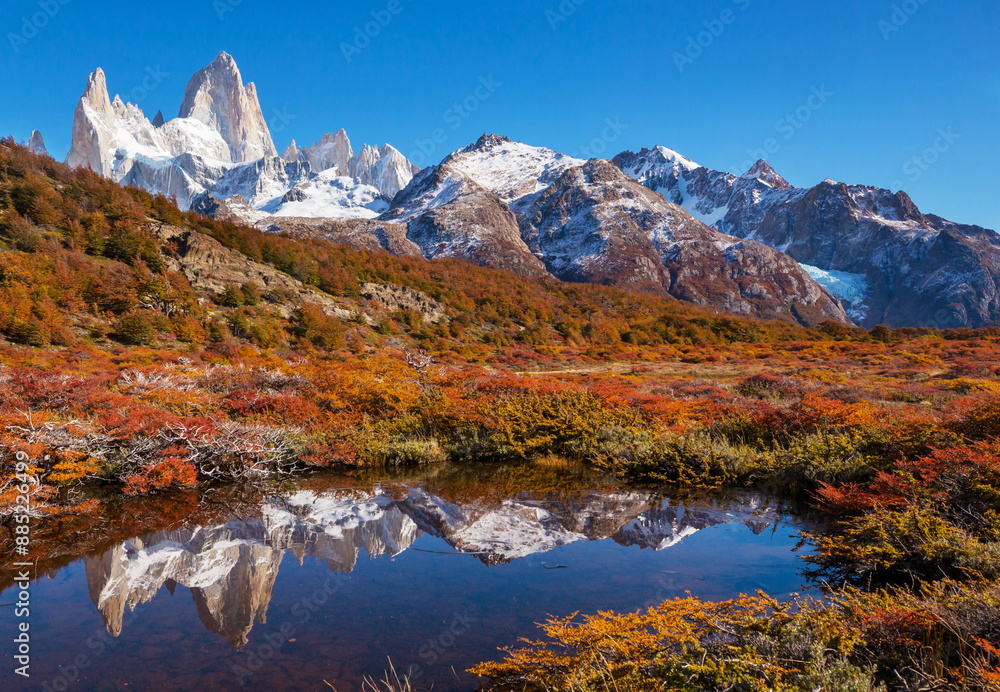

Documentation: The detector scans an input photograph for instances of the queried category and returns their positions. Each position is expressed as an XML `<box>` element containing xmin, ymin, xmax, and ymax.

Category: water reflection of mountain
<box><xmin>84</xmin><ymin>487</ymin><xmax>783</xmax><ymax>647</ymax></box>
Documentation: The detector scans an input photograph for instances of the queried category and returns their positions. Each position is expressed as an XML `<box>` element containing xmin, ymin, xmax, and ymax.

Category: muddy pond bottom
<box><xmin>1</xmin><ymin>464</ymin><xmax>821</xmax><ymax>691</ymax></box>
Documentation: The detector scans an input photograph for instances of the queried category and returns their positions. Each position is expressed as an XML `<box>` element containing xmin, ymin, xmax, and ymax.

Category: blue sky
<box><xmin>3</xmin><ymin>0</ymin><xmax>998</xmax><ymax>228</ymax></box>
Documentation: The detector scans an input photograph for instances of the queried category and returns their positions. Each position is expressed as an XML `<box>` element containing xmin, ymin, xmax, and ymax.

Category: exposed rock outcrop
<box><xmin>360</xmin><ymin>282</ymin><xmax>447</xmax><ymax>324</ymax></box>
<box><xmin>263</xmin><ymin>216</ymin><xmax>422</xmax><ymax>257</ymax></box>
<box><xmin>151</xmin><ymin>222</ymin><xmax>352</xmax><ymax>319</ymax></box>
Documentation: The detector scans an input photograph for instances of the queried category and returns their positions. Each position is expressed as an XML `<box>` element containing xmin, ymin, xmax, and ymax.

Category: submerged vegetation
<box><xmin>2</xmin><ymin>139</ymin><xmax>1000</xmax><ymax>689</ymax></box>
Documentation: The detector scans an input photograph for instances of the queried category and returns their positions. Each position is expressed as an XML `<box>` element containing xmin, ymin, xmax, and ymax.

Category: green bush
<box><xmin>113</xmin><ymin>310</ymin><xmax>155</xmax><ymax>346</ymax></box>
<box><xmin>445</xmin><ymin>426</ymin><xmax>516</xmax><ymax>463</ymax></box>
<box><xmin>810</xmin><ymin>507</ymin><xmax>1000</xmax><ymax>583</ymax></box>
<box><xmin>220</xmin><ymin>285</ymin><xmax>245</xmax><ymax>308</ymax></box>
<box><xmin>364</xmin><ymin>437</ymin><xmax>448</xmax><ymax>466</ymax></box>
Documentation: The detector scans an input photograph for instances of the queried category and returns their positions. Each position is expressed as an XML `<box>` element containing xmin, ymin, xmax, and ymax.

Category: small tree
<box><xmin>114</xmin><ymin>311</ymin><xmax>155</xmax><ymax>346</ymax></box>
<box><xmin>869</xmin><ymin>324</ymin><xmax>892</xmax><ymax>343</ymax></box>
<box><xmin>294</xmin><ymin>302</ymin><xmax>344</xmax><ymax>351</ymax></box>
<box><xmin>240</xmin><ymin>282</ymin><xmax>262</xmax><ymax>306</ymax></box>
<box><xmin>220</xmin><ymin>285</ymin><xmax>245</xmax><ymax>307</ymax></box>
<box><xmin>205</xmin><ymin>318</ymin><xmax>232</xmax><ymax>344</ymax></box>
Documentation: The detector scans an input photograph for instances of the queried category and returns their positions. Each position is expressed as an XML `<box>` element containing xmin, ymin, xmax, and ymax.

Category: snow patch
<box><xmin>271</xmin><ymin>170</ymin><xmax>389</xmax><ymax>219</ymax></box>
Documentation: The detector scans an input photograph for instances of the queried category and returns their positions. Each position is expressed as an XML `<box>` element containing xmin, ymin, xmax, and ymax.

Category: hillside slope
<box><xmin>1</xmin><ymin>138</ymin><xmax>822</xmax><ymax>357</ymax></box>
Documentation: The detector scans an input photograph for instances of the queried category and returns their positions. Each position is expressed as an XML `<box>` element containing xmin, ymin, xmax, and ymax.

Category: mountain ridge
<box><xmin>614</xmin><ymin>146</ymin><xmax>1000</xmax><ymax>328</ymax></box>
<box><xmin>49</xmin><ymin>51</ymin><xmax>1000</xmax><ymax>329</ymax></box>
<box><xmin>63</xmin><ymin>52</ymin><xmax>420</xmax><ymax>220</ymax></box>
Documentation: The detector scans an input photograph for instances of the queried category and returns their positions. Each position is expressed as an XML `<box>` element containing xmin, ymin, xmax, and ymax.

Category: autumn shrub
<box><xmin>815</xmin><ymin>441</ymin><xmax>1000</xmax><ymax>534</ymax></box>
<box><xmin>571</xmin><ymin>425</ymin><xmax>662</xmax><ymax>471</ymax></box>
<box><xmin>2</xmin><ymin>212</ymin><xmax>44</xmax><ymax>251</ymax></box>
<box><xmin>311</xmin><ymin>356</ymin><xmax>424</xmax><ymax>419</ymax></box>
<box><xmin>123</xmin><ymin>453</ymin><xmax>198</xmax><ymax>495</ymax></box>
<box><xmin>760</xmin><ymin>431</ymin><xmax>883</xmax><ymax>492</ymax></box>
<box><xmin>575</xmin><ymin>427</ymin><xmax>737</xmax><ymax>486</ymax></box>
<box><xmin>113</xmin><ymin>310</ymin><xmax>156</xmax><ymax>346</ymax></box>
<box><xmin>471</xmin><ymin>593</ymin><xmax>883</xmax><ymax>692</ymax></box>
<box><xmin>738</xmin><ymin>372</ymin><xmax>791</xmax><ymax>399</ymax></box>
<box><xmin>474</xmin><ymin>581</ymin><xmax>1000</xmax><ymax>692</ymax></box>
<box><xmin>808</xmin><ymin>506</ymin><xmax>1000</xmax><ymax>583</ymax></box>
<box><xmin>710</xmin><ymin>406</ymin><xmax>790</xmax><ymax>448</ymax></box>
<box><xmin>346</xmin><ymin>409</ymin><xmax>448</xmax><ymax>467</ymax></box>
<box><xmin>46</xmin><ymin>451</ymin><xmax>101</xmax><ymax>484</ymax></box>
<box><xmin>957</xmin><ymin>397</ymin><xmax>1000</xmax><ymax>441</ymax></box>
<box><xmin>364</xmin><ymin>437</ymin><xmax>448</xmax><ymax>467</ymax></box>
<box><xmin>240</xmin><ymin>282</ymin><xmax>261</xmax><ymax>306</ymax></box>
<box><xmin>487</xmin><ymin>391</ymin><xmax>638</xmax><ymax>460</ymax></box>
<box><xmin>205</xmin><ymin>318</ymin><xmax>233</xmax><ymax>344</ymax></box>
<box><xmin>293</xmin><ymin>302</ymin><xmax>345</xmax><ymax>350</ymax></box>
<box><xmin>247</xmin><ymin>315</ymin><xmax>285</xmax><ymax>349</ymax></box>
<box><xmin>443</xmin><ymin>426</ymin><xmax>516</xmax><ymax>463</ymax></box>
<box><xmin>838</xmin><ymin>580</ymin><xmax>1000</xmax><ymax>691</ymax></box>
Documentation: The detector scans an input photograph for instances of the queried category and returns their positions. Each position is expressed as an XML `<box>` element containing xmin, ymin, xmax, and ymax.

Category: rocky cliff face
<box><xmin>262</xmin><ymin>216</ymin><xmax>421</xmax><ymax>257</ymax></box>
<box><xmin>27</xmin><ymin>130</ymin><xmax>47</xmax><ymax>156</ymax></box>
<box><xmin>151</xmin><ymin>222</ymin><xmax>353</xmax><ymax>320</ymax></box>
<box><xmin>351</xmin><ymin>143</ymin><xmax>421</xmax><ymax>199</ymax></box>
<box><xmin>287</xmin><ymin>129</ymin><xmax>354</xmax><ymax>176</ymax></box>
<box><xmin>65</xmin><ymin>67</ymin><xmax>117</xmax><ymax>175</ymax></box>
<box><xmin>521</xmin><ymin>159</ymin><xmax>849</xmax><ymax>324</ymax></box>
<box><xmin>281</xmin><ymin>130</ymin><xmax>421</xmax><ymax>201</ymax></box>
<box><xmin>615</xmin><ymin>146</ymin><xmax>1000</xmax><ymax>328</ymax></box>
<box><xmin>177</xmin><ymin>51</ymin><xmax>277</xmax><ymax>164</ymax></box>
<box><xmin>384</xmin><ymin>163</ymin><xmax>550</xmax><ymax>277</ymax></box>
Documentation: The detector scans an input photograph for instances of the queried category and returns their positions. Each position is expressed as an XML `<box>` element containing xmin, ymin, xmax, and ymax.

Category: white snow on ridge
<box><xmin>387</xmin><ymin>168</ymin><xmax>472</xmax><ymax>223</ymax></box>
<box><xmin>652</xmin><ymin>145</ymin><xmax>701</xmax><ymax>173</ymax></box>
<box><xmin>449</xmin><ymin>139</ymin><xmax>585</xmax><ymax>206</ymax></box>
<box><xmin>270</xmin><ymin>170</ymin><xmax>389</xmax><ymax>219</ymax></box>
<box><xmin>449</xmin><ymin>502</ymin><xmax>590</xmax><ymax>560</ymax></box>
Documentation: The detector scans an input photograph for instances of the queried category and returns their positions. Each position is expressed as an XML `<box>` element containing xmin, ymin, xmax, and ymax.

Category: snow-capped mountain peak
<box><xmin>615</xmin><ymin>144</ymin><xmax>1000</xmax><ymax>328</ymax></box>
<box><xmin>178</xmin><ymin>50</ymin><xmax>277</xmax><ymax>164</ymax></box>
<box><xmin>64</xmin><ymin>54</ymin><xmax>418</xmax><ymax>221</ymax></box>
<box><xmin>280</xmin><ymin>139</ymin><xmax>300</xmax><ymax>162</ymax></box>
<box><xmin>295</xmin><ymin>129</ymin><xmax>354</xmax><ymax>176</ymax></box>
<box><xmin>462</xmin><ymin>133</ymin><xmax>514</xmax><ymax>153</ymax></box>
<box><xmin>82</xmin><ymin>67</ymin><xmax>112</xmax><ymax>113</ymax></box>
<box><xmin>443</xmin><ymin>134</ymin><xmax>585</xmax><ymax>207</ymax></box>
<box><xmin>743</xmin><ymin>159</ymin><xmax>792</xmax><ymax>190</ymax></box>
<box><xmin>653</xmin><ymin>145</ymin><xmax>701</xmax><ymax>172</ymax></box>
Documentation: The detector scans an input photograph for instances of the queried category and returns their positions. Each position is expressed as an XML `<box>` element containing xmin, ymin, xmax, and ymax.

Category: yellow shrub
<box><xmin>488</xmin><ymin>391</ymin><xmax>639</xmax><ymax>459</ymax></box>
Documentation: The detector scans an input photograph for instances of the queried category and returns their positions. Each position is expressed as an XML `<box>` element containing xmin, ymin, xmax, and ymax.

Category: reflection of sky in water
<box><xmin>1</xmin><ymin>471</ymin><xmax>817</xmax><ymax>692</ymax></box>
